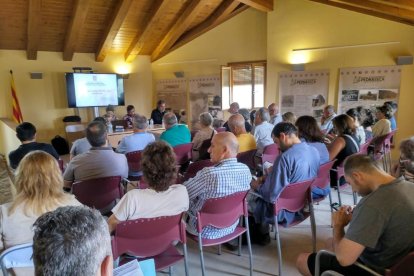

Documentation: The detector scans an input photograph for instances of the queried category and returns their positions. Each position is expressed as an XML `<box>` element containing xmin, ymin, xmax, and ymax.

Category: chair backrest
<box><xmin>112</xmin><ymin>213</ymin><xmax>185</xmax><ymax>260</ymax></box>
<box><xmin>196</xmin><ymin>191</ymin><xmax>249</xmax><ymax>233</ymax></box>
<box><xmin>182</xmin><ymin>159</ymin><xmax>214</xmax><ymax>182</ymax></box>
<box><xmin>313</xmin><ymin>160</ymin><xmax>336</xmax><ymax>189</ymax></box>
<box><xmin>274</xmin><ymin>179</ymin><xmax>314</xmax><ymax>215</ymax></box>
<box><xmin>173</xmin><ymin>143</ymin><xmax>193</xmax><ymax>166</ymax></box>
<box><xmin>126</xmin><ymin>150</ymin><xmax>142</xmax><ymax>172</ymax></box>
<box><xmin>58</xmin><ymin>159</ymin><xmax>64</xmax><ymax>173</ymax></box>
<box><xmin>72</xmin><ymin>176</ymin><xmax>123</xmax><ymax>211</ymax></box>
<box><xmin>215</xmin><ymin>127</ymin><xmax>226</xmax><ymax>133</ymax></box>
<box><xmin>387</xmin><ymin>251</ymin><xmax>414</xmax><ymax>276</ymax></box>
<box><xmin>197</xmin><ymin>138</ymin><xmax>212</xmax><ymax>160</ymax></box>
<box><xmin>262</xmin><ymin>153</ymin><xmax>278</xmax><ymax>165</ymax></box>
<box><xmin>0</xmin><ymin>243</ymin><xmax>33</xmax><ymax>275</ymax></box>
<box><xmin>359</xmin><ymin>138</ymin><xmax>373</xmax><ymax>155</ymax></box>
<box><xmin>237</xmin><ymin>149</ymin><xmax>257</xmax><ymax>170</ymax></box>
<box><xmin>263</xmin><ymin>143</ymin><xmax>279</xmax><ymax>155</ymax></box>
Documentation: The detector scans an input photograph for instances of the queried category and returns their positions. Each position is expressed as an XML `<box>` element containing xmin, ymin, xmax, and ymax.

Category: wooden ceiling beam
<box><xmin>96</xmin><ymin>0</ymin><xmax>133</xmax><ymax>62</ymax></box>
<box><xmin>124</xmin><ymin>0</ymin><xmax>173</xmax><ymax>63</ymax></box>
<box><xmin>151</xmin><ymin>0</ymin><xmax>208</xmax><ymax>62</ymax></box>
<box><xmin>166</xmin><ymin>1</ymin><xmax>248</xmax><ymax>56</ymax></box>
<box><xmin>310</xmin><ymin>0</ymin><xmax>414</xmax><ymax>26</ymax></box>
<box><xmin>27</xmin><ymin>0</ymin><xmax>42</xmax><ymax>60</ymax></box>
<box><xmin>63</xmin><ymin>0</ymin><xmax>91</xmax><ymax>61</ymax></box>
<box><xmin>237</xmin><ymin>0</ymin><xmax>273</xmax><ymax>12</ymax></box>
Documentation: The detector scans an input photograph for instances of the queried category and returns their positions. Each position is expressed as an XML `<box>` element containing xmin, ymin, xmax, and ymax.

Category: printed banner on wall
<box><xmin>155</xmin><ymin>79</ymin><xmax>187</xmax><ymax>113</ymax></box>
<box><xmin>338</xmin><ymin>66</ymin><xmax>401</xmax><ymax>114</ymax></box>
<box><xmin>188</xmin><ymin>76</ymin><xmax>221</xmax><ymax>128</ymax></box>
<box><xmin>279</xmin><ymin>70</ymin><xmax>330</xmax><ymax>120</ymax></box>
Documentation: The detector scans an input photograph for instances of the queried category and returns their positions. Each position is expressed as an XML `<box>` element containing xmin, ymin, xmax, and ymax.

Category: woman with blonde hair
<box><xmin>0</xmin><ymin>151</ymin><xmax>80</xmax><ymax>251</ymax></box>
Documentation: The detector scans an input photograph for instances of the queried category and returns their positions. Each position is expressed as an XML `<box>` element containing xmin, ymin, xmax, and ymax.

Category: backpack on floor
<box><xmin>51</xmin><ymin>135</ymin><xmax>69</xmax><ymax>155</ymax></box>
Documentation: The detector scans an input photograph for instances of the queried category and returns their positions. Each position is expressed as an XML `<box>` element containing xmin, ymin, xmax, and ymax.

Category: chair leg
<box><xmin>309</xmin><ymin>203</ymin><xmax>317</xmax><ymax>253</ymax></box>
<box><xmin>352</xmin><ymin>192</ymin><xmax>357</xmax><ymax>205</ymax></box>
<box><xmin>198</xmin><ymin>234</ymin><xmax>206</xmax><ymax>276</ymax></box>
<box><xmin>169</xmin><ymin>266</ymin><xmax>172</xmax><ymax>276</ymax></box>
<box><xmin>217</xmin><ymin>244</ymin><xmax>222</xmax><ymax>255</ymax></box>
<box><xmin>275</xmin><ymin>222</ymin><xmax>283</xmax><ymax>276</ymax></box>
<box><xmin>336</xmin><ymin>178</ymin><xmax>342</xmax><ymax>206</ymax></box>
<box><xmin>183</xmin><ymin>243</ymin><xmax>189</xmax><ymax>276</ymax></box>
<box><xmin>245</xmin><ymin>216</ymin><xmax>253</xmax><ymax>276</ymax></box>
<box><xmin>328</xmin><ymin>189</ymin><xmax>333</xmax><ymax>214</ymax></box>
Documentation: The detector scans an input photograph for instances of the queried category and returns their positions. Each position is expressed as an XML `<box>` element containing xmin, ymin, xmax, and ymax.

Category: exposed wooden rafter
<box><xmin>310</xmin><ymin>0</ymin><xmax>414</xmax><ymax>26</ymax></box>
<box><xmin>125</xmin><ymin>0</ymin><xmax>173</xmax><ymax>63</ymax></box>
<box><xmin>151</xmin><ymin>0</ymin><xmax>208</xmax><ymax>62</ymax></box>
<box><xmin>166</xmin><ymin>1</ymin><xmax>249</xmax><ymax>58</ymax></box>
<box><xmin>63</xmin><ymin>0</ymin><xmax>91</xmax><ymax>61</ymax></box>
<box><xmin>237</xmin><ymin>0</ymin><xmax>273</xmax><ymax>12</ymax></box>
<box><xmin>96</xmin><ymin>0</ymin><xmax>133</xmax><ymax>62</ymax></box>
<box><xmin>27</xmin><ymin>0</ymin><xmax>42</xmax><ymax>60</ymax></box>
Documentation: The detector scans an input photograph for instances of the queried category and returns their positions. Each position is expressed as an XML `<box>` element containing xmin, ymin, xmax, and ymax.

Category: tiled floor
<box><xmin>166</xmin><ymin>188</ymin><xmax>358</xmax><ymax>276</ymax></box>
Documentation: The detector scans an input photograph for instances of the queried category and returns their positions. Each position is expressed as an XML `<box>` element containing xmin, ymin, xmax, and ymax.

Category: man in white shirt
<box><xmin>268</xmin><ymin>103</ymin><xmax>283</xmax><ymax>126</ymax></box>
<box><xmin>253</xmin><ymin>107</ymin><xmax>275</xmax><ymax>154</ymax></box>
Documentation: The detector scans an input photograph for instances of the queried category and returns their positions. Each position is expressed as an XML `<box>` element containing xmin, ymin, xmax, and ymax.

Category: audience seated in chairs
<box><xmin>228</xmin><ymin>114</ymin><xmax>256</xmax><ymax>153</ymax></box>
<box><xmin>250</xmin><ymin>122</ymin><xmax>320</xmax><ymax>245</ymax></box>
<box><xmin>70</xmin><ymin>116</ymin><xmax>107</xmax><ymax>159</ymax></box>
<box><xmin>253</xmin><ymin>107</ymin><xmax>274</xmax><ymax>155</ymax></box>
<box><xmin>392</xmin><ymin>136</ymin><xmax>414</xmax><ymax>183</ymax></box>
<box><xmin>0</xmin><ymin>151</ymin><xmax>81</xmax><ymax>253</ymax></box>
<box><xmin>296</xmin><ymin>155</ymin><xmax>414</xmax><ymax>276</ymax></box>
<box><xmin>108</xmin><ymin>141</ymin><xmax>189</xmax><ymax>233</ymax></box>
<box><xmin>327</xmin><ymin>114</ymin><xmax>360</xmax><ymax>187</ymax></box>
<box><xmin>160</xmin><ymin>112</ymin><xmax>191</xmax><ymax>147</ymax></box>
<box><xmin>8</xmin><ymin>122</ymin><xmax>59</xmax><ymax>169</ymax></box>
<box><xmin>295</xmin><ymin>116</ymin><xmax>330</xmax><ymax>199</ymax></box>
<box><xmin>346</xmin><ymin>108</ymin><xmax>366</xmax><ymax>145</ymax></box>
<box><xmin>116</xmin><ymin>114</ymin><xmax>155</xmax><ymax>177</ymax></box>
<box><xmin>183</xmin><ymin>132</ymin><xmax>251</xmax><ymax>249</ymax></box>
<box><xmin>63</xmin><ymin>121</ymin><xmax>128</xmax><ymax>188</ymax></box>
<box><xmin>33</xmin><ymin>206</ymin><xmax>113</xmax><ymax>276</ymax></box>
<box><xmin>320</xmin><ymin>105</ymin><xmax>337</xmax><ymax>134</ymax></box>
<box><xmin>268</xmin><ymin>103</ymin><xmax>283</xmax><ymax>126</ymax></box>
<box><xmin>371</xmin><ymin>105</ymin><xmax>392</xmax><ymax>138</ymax></box>
<box><xmin>192</xmin><ymin>112</ymin><xmax>216</xmax><ymax>161</ymax></box>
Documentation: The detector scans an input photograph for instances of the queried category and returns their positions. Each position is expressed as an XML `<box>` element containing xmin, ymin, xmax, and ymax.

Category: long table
<box><xmin>107</xmin><ymin>127</ymin><xmax>165</xmax><ymax>148</ymax></box>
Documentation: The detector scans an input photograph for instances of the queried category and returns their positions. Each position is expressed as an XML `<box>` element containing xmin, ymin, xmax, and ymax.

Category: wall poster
<box><xmin>338</xmin><ymin>66</ymin><xmax>401</xmax><ymax>114</ymax></box>
<box><xmin>155</xmin><ymin>79</ymin><xmax>187</xmax><ymax>113</ymax></box>
<box><xmin>188</xmin><ymin>76</ymin><xmax>222</xmax><ymax>129</ymax></box>
<box><xmin>279</xmin><ymin>70</ymin><xmax>330</xmax><ymax>120</ymax></box>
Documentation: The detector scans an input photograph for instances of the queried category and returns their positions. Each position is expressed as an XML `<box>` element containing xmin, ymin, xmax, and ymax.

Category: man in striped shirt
<box><xmin>184</xmin><ymin>132</ymin><xmax>251</xmax><ymax>240</ymax></box>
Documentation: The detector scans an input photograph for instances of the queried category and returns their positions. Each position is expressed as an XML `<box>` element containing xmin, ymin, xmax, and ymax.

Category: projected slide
<box><xmin>74</xmin><ymin>74</ymin><xmax>118</xmax><ymax>107</ymax></box>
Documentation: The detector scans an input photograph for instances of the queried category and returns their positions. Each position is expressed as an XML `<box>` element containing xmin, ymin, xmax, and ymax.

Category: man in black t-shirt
<box><xmin>8</xmin><ymin>122</ymin><xmax>59</xmax><ymax>169</ymax></box>
<box><xmin>150</xmin><ymin>100</ymin><xmax>166</xmax><ymax>125</ymax></box>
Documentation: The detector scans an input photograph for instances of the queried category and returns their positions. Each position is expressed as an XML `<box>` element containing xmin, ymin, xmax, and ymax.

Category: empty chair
<box><xmin>72</xmin><ymin>176</ymin><xmax>123</xmax><ymax>215</ymax></box>
<box><xmin>0</xmin><ymin>243</ymin><xmax>33</xmax><ymax>275</ymax></box>
<box><xmin>125</xmin><ymin>150</ymin><xmax>143</xmax><ymax>181</ymax></box>
<box><xmin>111</xmin><ymin>213</ymin><xmax>189</xmax><ymax>276</ymax></box>
<box><xmin>237</xmin><ymin>149</ymin><xmax>257</xmax><ymax>171</ymax></box>
<box><xmin>273</xmin><ymin>179</ymin><xmax>316</xmax><ymax>276</ymax></box>
<box><xmin>371</xmin><ymin>130</ymin><xmax>397</xmax><ymax>172</ymax></box>
<box><xmin>312</xmin><ymin>160</ymin><xmax>336</xmax><ymax>213</ymax></box>
<box><xmin>187</xmin><ymin>191</ymin><xmax>253</xmax><ymax>276</ymax></box>
<box><xmin>182</xmin><ymin>159</ymin><xmax>214</xmax><ymax>182</ymax></box>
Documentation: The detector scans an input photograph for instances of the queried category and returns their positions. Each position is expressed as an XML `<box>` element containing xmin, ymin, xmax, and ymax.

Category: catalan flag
<box><xmin>10</xmin><ymin>70</ymin><xmax>23</xmax><ymax>124</ymax></box>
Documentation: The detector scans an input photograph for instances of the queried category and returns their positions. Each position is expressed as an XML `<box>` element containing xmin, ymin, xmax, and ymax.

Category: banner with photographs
<box><xmin>189</xmin><ymin>76</ymin><xmax>221</xmax><ymax>129</ymax></box>
<box><xmin>338</xmin><ymin>66</ymin><xmax>401</xmax><ymax>114</ymax></box>
<box><xmin>279</xmin><ymin>70</ymin><xmax>330</xmax><ymax>120</ymax></box>
<box><xmin>156</xmin><ymin>79</ymin><xmax>187</xmax><ymax>114</ymax></box>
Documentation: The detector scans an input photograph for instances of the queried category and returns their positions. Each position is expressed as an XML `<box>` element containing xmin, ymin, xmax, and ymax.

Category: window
<box><xmin>221</xmin><ymin>61</ymin><xmax>266</xmax><ymax>109</ymax></box>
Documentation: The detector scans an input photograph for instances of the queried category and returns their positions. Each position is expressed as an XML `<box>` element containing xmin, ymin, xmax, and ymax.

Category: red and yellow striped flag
<box><xmin>10</xmin><ymin>70</ymin><xmax>23</xmax><ymax>124</ymax></box>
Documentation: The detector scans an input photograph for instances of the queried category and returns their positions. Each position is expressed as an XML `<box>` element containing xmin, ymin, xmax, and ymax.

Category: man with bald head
<box><xmin>184</xmin><ymin>132</ymin><xmax>251</xmax><ymax>240</ymax></box>
<box><xmin>268</xmin><ymin>103</ymin><xmax>283</xmax><ymax>126</ymax></box>
<box><xmin>228</xmin><ymin>114</ymin><xmax>256</xmax><ymax>153</ymax></box>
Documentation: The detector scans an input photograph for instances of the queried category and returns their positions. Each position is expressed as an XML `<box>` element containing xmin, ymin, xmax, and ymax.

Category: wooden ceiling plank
<box><xmin>63</xmin><ymin>0</ymin><xmax>91</xmax><ymax>61</ymax></box>
<box><xmin>124</xmin><ymin>0</ymin><xmax>174</xmax><ymax>63</ymax></box>
<box><xmin>150</xmin><ymin>0</ymin><xmax>208</xmax><ymax>62</ymax></box>
<box><xmin>167</xmin><ymin>1</ymin><xmax>245</xmax><ymax>55</ymax></box>
<box><xmin>310</xmin><ymin>0</ymin><xmax>414</xmax><ymax>25</ymax></box>
<box><xmin>338</xmin><ymin>0</ymin><xmax>414</xmax><ymax>19</ymax></box>
<box><xmin>95</xmin><ymin>0</ymin><xmax>134</xmax><ymax>62</ymax></box>
<box><xmin>237</xmin><ymin>0</ymin><xmax>273</xmax><ymax>12</ymax></box>
<box><xmin>27</xmin><ymin>0</ymin><xmax>42</xmax><ymax>60</ymax></box>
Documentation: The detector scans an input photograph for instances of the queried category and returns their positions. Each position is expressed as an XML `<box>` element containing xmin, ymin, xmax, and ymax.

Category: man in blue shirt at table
<box><xmin>250</xmin><ymin>122</ymin><xmax>320</xmax><ymax>244</ymax></box>
<box><xmin>160</xmin><ymin>112</ymin><xmax>191</xmax><ymax>147</ymax></box>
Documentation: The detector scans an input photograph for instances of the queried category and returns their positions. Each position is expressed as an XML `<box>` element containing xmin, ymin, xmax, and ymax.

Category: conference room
<box><xmin>1</xmin><ymin>0</ymin><xmax>414</xmax><ymax>275</ymax></box>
